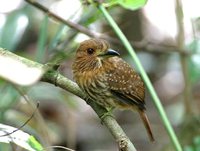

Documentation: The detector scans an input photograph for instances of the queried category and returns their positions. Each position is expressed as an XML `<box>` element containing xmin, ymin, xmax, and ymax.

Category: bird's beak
<box><xmin>99</xmin><ymin>49</ymin><xmax>120</xmax><ymax>57</ymax></box>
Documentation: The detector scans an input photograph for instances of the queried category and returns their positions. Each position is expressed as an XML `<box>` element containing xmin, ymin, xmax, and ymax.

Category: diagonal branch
<box><xmin>0</xmin><ymin>48</ymin><xmax>136</xmax><ymax>151</ymax></box>
<box><xmin>24</xmin><ymin>0</ymin><xmax>111</xmax><ymax>40</ymax></box>
<box><xmin>24</xmin><ymin>0</ymin><xmax>190</xmax><ymax>55</ymax></box>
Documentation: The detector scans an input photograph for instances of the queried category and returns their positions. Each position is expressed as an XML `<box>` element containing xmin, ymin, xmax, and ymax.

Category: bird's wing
<box><xmin>106</xmin><ymin>58</ymin><xmax>145</xmax><ymax>110</ymax></box>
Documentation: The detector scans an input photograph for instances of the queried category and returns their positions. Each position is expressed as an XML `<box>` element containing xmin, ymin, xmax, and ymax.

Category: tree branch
<box><xmin>24</xmin><ymin>0</ymin><xmax>191</xmax><ymax>56</ymax></box>
<box><xmin>24</xmin><ymin>0</ymin><xmax>109</xmax><ymax>40</ymax></box>
<box><xmin>0</xmin><ymin>48</ymin><xmax>137</xmax><ymax>151</ymax></box>
<box><xmin>175</xmin><ymin>0</ymin><xmax>193</xmax><ymax>115</ymax></box>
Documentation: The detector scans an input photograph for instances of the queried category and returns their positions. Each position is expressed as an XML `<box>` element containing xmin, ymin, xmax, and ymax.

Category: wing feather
<box><xmin>106</xmin><ymin>57</ymin><xmax>145</xmax><ymax>110</ymax></box>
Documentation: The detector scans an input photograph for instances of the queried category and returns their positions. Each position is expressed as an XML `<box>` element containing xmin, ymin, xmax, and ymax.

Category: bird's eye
<box><xmin>87</xmin><ymin>48</ymin><xmax>94</xmax><ymax>55</ymax></box>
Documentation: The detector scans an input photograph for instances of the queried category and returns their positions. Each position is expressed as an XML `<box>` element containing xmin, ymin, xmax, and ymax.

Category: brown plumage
<box><xmin>72</xmin><ymin>38</ymin><xmax>154</xmax><ymax>141</ymax></box>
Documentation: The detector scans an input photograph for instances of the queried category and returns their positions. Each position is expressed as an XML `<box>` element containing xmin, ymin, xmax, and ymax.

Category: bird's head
<box><xmin>73</xmin><ymin>39</ymin><xmax>120</xmax><ymax>71</ymax></box>
<box><xmin>75</xmin><ymin>38</ymin><xmax>119</xmax><ymax>58</ymax></box>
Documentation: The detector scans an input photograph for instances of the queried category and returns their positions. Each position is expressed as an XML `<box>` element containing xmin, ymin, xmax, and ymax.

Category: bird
<box><xmin>72</xmin><ymin>38</ymin><xmax>154</xmax><ymax>142</ymax></box>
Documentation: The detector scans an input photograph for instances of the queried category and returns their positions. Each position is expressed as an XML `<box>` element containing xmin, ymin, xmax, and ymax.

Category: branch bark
<box><xmin>0</xmin><ymin>48</ymin><xmax>137</xmax><ymax>151</ymax></box>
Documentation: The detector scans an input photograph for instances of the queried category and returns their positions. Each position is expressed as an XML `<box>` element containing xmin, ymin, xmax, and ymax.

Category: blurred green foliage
<box><xmin>188</xmin><ymin>40</ymin><xmax>200</xmax><ymax>83</ymax></box>
<box><xmin>184</xmin><ymin>136</ymin><xmax>200</xmax><ymax>151</ymax></box>
<box><xmin>0</xmin><ymin>0</ymin><xmax>200</xmax><ymax>151</ymax></box>
<box><xmin>0</xmin><ymin>9</ymin><xmax>28</xmax><ymax>51</ymax></box>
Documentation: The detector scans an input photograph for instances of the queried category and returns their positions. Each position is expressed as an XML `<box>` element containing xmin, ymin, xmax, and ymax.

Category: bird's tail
<box><xmin>138</xmin><ymin>110</ymin><xmax>155</xmax><ymax>142</ymax></box>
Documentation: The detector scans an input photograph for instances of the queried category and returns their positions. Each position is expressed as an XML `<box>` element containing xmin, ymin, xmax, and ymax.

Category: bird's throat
<box><xmin>73</xmin><ymin>57</ymin><xmax>103</xmax><ymax>73</ymax></box>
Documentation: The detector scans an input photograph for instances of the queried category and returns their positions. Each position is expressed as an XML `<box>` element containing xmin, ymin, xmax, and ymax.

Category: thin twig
<box><xmin>14</xmin><ymin>86</ymin><xmax>52</xmax><ymax>147</ymax></box>
<box><xmin>24</xmin><ymin>0</ymin><xmax>190</xmax><ymax>56</ymax></box>
<box><xmin>25</xmin><ymin>0</ymin><xmax>103</xmax><ymax>39</ymax></box>
<box><xmin>97</xmin><ymin>3</ymin><xmax>182</xmax><ymax>151</ymax></box>
<box><xmin>131</xmin><ymin>39</ymin><xmax>190</xmax><ymax>55</ymax></box>
<box><xmin>0</xmin><ymin>102</ymin><xmax>39</xmax><ymax>137</ymax></box>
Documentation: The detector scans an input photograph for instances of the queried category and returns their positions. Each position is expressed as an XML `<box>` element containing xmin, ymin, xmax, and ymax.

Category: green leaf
<box><xmin>118</xmin><ymin>0</ymin><xmax>147</xmax><ymax>10</ymax></box>
<box><xmin>0</xmin><ymin>123</ymin><xmax>43</xmax><ymax>151</ymax></box>
<box><xmin>28</xmin><ymin>136</ymin><xmax>43</xmax><ymax>151</ymax></box>
<box><xmin>104</xmin><ymin>0</ymin><xmax>147</xmax><ymax>10</ymax></box>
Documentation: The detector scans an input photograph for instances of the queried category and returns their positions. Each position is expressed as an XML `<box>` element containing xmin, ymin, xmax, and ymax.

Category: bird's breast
<box><xmin>74</xmin><ymin>68</ymin><xmax>116</xmax><ymax>107</ymax></box>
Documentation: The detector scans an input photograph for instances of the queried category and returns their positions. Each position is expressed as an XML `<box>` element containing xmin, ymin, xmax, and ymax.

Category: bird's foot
<box><xmin>100</xmin><ymin>107</ymin><xmax>115</xmax><ymax>124</ymax></box>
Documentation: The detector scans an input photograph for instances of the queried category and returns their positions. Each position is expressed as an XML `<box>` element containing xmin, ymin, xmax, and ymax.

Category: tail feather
<box><xmin>138</xmin><ymin>110</ymin><xmax>155</xmax><ymax>142</ymax></box>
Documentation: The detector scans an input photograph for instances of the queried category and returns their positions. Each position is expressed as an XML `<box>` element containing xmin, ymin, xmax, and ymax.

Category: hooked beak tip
<box><xmin>99</xmin><ymin>49</ymin><xmax>120</xmax><ymax>57</ymax></box>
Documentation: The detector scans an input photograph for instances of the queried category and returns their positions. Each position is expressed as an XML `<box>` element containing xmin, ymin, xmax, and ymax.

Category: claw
<box><xmin>100</xmin><ymin>107</ymin><xmax>115</xmax><ymax>124</ymax></box>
